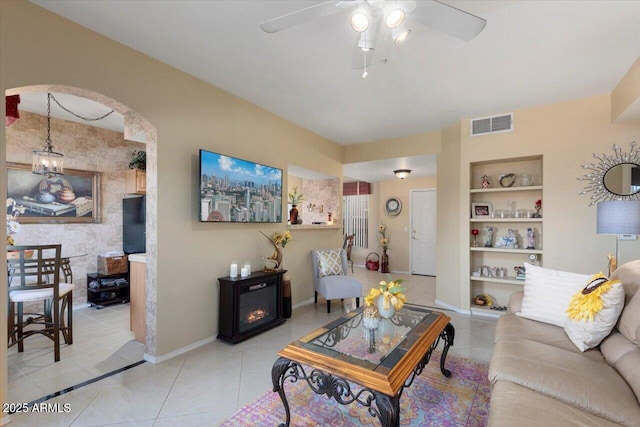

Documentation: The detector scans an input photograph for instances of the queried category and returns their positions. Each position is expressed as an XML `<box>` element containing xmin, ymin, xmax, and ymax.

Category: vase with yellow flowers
<box><xmin>378</xmin><ymin>224</ymin><xmax>390</xmax><ymax>273</ymax></box>
<box><xmin>364</xmin><ymin>276</ymin><xmax>407</xmax><ymax>319</ymax></box>
<box><xmin>261</xmin><ymin>229</ymin><xmax>294</xmax><ymax>318</ymax></box>
<box><xmin>260</xmin><ymin>230</ymin><xmax>293</xmax><ymax>271</ymax></box>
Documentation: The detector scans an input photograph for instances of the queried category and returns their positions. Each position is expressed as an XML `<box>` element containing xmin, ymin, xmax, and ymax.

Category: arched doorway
<box><xmin>3</xmin><ymin>85</ymin><xmax>157</xmax><ymax>402</ymax></box>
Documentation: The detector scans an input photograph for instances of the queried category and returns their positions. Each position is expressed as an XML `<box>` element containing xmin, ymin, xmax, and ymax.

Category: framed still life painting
<box><xmin>7</xmin><ymin>162</ymin><xmax>101</xmax><ymax>224</ymax></box>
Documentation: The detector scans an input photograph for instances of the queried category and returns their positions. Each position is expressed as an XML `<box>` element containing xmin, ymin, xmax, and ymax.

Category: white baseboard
<box><xmin>469</xmin><ymin>308</ymin><xmax>503</xmax><ymax>319</ymax></box>
<box><xmin>435</xmin><ymin>299</ymin><xmax>471</xmax><ymax>315</ymax></box>
<box><xmin>143</xmin><ymin>335</ymin><xmax>216</xmax><ymax>364</ymax></box>
<box><xmin>293</xmin><ymin>298</ymin><xmax>314</xmax><ymax>310</ymax></box>
<box><xmin>352</xmin><ymin>265</ymin><xmax>409</xmax><ymax>275</ymax></box>
<box><xmin>73</xmin><ymin>303</ymin><xmax>91</xmax><ymax>310</ymax></box>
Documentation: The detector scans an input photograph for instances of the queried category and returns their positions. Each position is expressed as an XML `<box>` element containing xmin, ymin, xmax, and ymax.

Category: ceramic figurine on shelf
<box><xmin>485</xmin><ymin>226</ymin><xmax>495</xmax><ymax>247</ymax></box>
<box><xmin>526</xmin><ymin>227</ymin><xmax>535</xmax><ymax>249</ymax></box>
<box><xmin>494</xmin><ymin>229</ymin><xmax>518</xmax><ymax>249</ymax></box>
<box><xmin>481</xmin><ymin>174</ymin><xmax>490</xmax><ymax>188</ymax></box>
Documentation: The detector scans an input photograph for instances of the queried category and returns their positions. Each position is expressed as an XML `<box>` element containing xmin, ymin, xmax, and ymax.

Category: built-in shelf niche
<box><xmin>288</xmin><ymin>165</ymin><xmax>339</xmax><ymax>226</ymax></box>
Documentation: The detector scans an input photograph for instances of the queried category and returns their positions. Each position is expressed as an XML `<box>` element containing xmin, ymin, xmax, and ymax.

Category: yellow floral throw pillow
<box><xmin>564</xmin><ymin>273</ymin><xmax>625</xmax><ymax>351</ymax></box>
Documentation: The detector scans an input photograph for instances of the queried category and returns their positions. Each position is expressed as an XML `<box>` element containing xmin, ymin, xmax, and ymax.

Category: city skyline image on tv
<box><xmin>199</xmin><ymin>149</ymin><xmax>282</xmax><ymax>223</ymax></box>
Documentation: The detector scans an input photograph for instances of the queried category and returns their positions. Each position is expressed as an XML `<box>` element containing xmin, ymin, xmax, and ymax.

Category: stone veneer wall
<box><xmin>6</xmin><ymin>111</ymin><xmax>145</xmax><ymax>306</ymax></box>
<box><xmin>301</xmin><ymin>178</ymin><xmax>340</xmax><ymax>224</ymax></box>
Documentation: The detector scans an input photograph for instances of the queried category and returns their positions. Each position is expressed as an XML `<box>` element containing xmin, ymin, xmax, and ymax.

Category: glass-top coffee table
<box><xmin>271</xmin><ymin>305</ymin><xmax>454</xmax><ymax>427</ymax></box>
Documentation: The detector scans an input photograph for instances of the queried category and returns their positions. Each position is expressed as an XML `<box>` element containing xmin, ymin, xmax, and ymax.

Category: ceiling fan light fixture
<box><xmin>385</xmin><ymin>8</ymin><xmax>405</xmax><ymax>29</ymax></box>
<box><xmin>350</xmin><ymin>12</ymin><xmax>369</xmax><ymax>33</ymax></box>
<box><xmin>357</xmin><ymin>31</ymin><xmax>375</xmax><ymax>51</ymax></box>
<box><xmin>394</xmin><ymin>169</ymin><xmax>411</xmax><ymax>179</ymax></box>
<box><xmin>392</xmin><ymin>27</ymin><xmax>411</xmax><ymax>44</ymax></box>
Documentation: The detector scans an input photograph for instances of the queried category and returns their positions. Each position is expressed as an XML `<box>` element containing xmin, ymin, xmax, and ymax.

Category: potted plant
<box><xmin>129</xmin><ymin>150</ymin><xmax>146</xmax><ymax>171</ymax></box>
<box><xmin>288</xmin><ymin>186</ymin><xmax>304</xmax><ymax>224</ymax></box>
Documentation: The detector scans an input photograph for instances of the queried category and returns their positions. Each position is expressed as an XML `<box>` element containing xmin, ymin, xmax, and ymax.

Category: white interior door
<box><xmin>411</xmin><ymin>189</ymin><xmax>437</xmax><ymax>276</ymax></box>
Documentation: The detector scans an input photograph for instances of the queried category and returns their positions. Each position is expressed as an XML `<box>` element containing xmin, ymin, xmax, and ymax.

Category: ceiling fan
<box><xmin>260</xmin><ymin>0</ymin><xmax>487</xmax><ymax>76</ymax></box>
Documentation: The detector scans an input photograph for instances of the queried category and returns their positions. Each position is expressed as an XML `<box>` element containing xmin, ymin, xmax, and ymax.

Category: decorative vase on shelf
<box><xmin>380</xmin><ymin>249</ymin><xmax>389</xmax><ymax>273</ymax></box>
<box><xmin>289</xmin><ymin>205</ymin><xmax>298</xmax><ymax>225</ymax></box>
<box><xmin>377</xmin><ymin>295</ymin><xmax>395</xmax><ymax>319</ymax></box>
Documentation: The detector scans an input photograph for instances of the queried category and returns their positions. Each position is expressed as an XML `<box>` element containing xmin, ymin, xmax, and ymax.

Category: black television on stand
<box><xmin>199</xmin><ymin>149</ymin><xmax>282</xmax><ymax>223</ymax></box>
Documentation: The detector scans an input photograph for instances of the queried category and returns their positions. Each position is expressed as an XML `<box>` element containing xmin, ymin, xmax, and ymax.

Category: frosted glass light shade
<box><xmin>394</xmin><ymin>169</ymin><xmax>411</xmax><ymax>179</ymax></box>
<box><xmin>385</xmin><ymin>9</ymin><xmax>405</xmax><ymax>29</ymax></box>
<box><xmin>350</xmin><ymin>12</ymin><xmax>369</xmax><ymax>32</ymax></box>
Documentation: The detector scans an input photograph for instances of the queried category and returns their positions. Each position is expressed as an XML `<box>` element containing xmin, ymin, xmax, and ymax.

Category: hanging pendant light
<box><xmin>32</xmin><ymin>93</ymin><xmax>64</xmax><ymax>177</ymax></box>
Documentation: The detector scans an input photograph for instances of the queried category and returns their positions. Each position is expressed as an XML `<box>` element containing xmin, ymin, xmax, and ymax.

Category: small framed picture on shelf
<box><xmin>471</xmin><ymin>202</ymin><xmax>492</xmax><ymax>218</ymax></box>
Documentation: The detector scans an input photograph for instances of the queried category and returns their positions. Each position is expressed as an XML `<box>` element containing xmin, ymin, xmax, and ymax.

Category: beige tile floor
<box><xmin>6</xmin><ymin>268</ymin><xmax>497</xmax><ymax>426</ymax></box>
<box><xmin>7</xmin><ymin>303</ymin><xmax>145</xmax><ymax>405</ymax></box>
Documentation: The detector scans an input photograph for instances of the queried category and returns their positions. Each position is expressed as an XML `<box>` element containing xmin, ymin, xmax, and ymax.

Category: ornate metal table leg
<box><xmin>439</xmin><ymin>323</ymin><xmax>455</xmax><ymax>377</ymax></box>
<box><xmin>271</xmin><ymin>357</ymin><xmax>294</xmax><ymax>427</ymax></box>
<box><xmin>373</xmin><ymin>391</ymin><xmax>400</xmax><ymax>427</ymax></box>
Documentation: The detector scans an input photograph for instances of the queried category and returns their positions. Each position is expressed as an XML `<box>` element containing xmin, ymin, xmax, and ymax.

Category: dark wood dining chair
<box><xmin>7</xmin><ymin>244</ymin><xmax>73</xmax><ymax>362</ymax></box>
<box><xmin>342</xmin><ymin>233</ymin><xmax>355</xmax><ymax>273</ymax></box>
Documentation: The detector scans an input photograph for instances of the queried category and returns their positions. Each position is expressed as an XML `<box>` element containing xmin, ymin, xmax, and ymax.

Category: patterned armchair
<box><xmin>311</xmin><ymin>249</ymin><xmax>362</xmax><ymax>313</ymax></box>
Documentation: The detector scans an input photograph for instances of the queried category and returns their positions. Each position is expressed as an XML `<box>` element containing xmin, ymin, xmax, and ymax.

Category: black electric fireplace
<box><xmin>218</xmin><ymin>270</ymin><xmax>286</xmax><ymax>344</ymax></box>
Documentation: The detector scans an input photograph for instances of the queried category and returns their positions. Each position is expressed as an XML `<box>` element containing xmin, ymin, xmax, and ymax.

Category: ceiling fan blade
<box><xmin>260</xmin><ymin>1</ymin><xmax>347</xmax><ymax>33</ymax></box>
<box><xmin>411</xmin><ymin>0</ymin><xmax>487</xmax><ymax>41</ymax></box>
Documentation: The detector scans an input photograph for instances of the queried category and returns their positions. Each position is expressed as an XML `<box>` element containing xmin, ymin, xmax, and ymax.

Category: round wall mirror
<box><xmin>579</xmin><ymin>142</ymin><xmax>640</xmax><ymax>205</ymax></box>
<box><xmin>603</xmin><ymin>163</ymin><xmax>640</xmax><ymax>196</ymax></box>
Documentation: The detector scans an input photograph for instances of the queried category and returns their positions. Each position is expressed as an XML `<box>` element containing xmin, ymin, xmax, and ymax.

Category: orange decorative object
<box><xmin>58</xmin><ymin>189</ymin><xmax>76</xmax><ymax>204</ymax></box>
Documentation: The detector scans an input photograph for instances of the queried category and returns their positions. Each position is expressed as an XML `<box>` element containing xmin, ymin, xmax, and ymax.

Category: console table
<box><xmin>218</xmin><ymin>270</ymin><xmax>286</xmax><ymax>344</ymax></box>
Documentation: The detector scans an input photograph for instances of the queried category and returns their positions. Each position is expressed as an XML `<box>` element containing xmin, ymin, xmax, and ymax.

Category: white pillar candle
<box><xmin>244</xmin><ymin>261</ymin><xmax>251</xmax><ymax>275</ymax></box>
<box><xmin>230</xmin><ymin>262</ymin><xmax>238</xmax><ymax>278</ymax></box>
<box><xmin>240</xmin><ymin>267</ymin><xmax>249</xmax><ymax>277</ymax></box>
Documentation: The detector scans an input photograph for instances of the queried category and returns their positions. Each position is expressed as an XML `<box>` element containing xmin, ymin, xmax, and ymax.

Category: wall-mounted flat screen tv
<box><xmin>199</xmin><ymin>149</ymin><xmax>282</xmax><ymax>223</ymax></box>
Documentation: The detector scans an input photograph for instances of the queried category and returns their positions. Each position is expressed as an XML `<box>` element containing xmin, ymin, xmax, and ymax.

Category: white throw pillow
<box><xmin>317</xmin><ymin>249</ymin><xmax>344</xmax><ymax>277</ymax></box>
<box><xmin>564</xmin><ymin>273</ymin><xmax>625</xmax><ymax>351</ymax></box>
<box><xmin>517</xmin><ymin>263</ymin><xmax>589</xmax><ymax>327</ymax></box>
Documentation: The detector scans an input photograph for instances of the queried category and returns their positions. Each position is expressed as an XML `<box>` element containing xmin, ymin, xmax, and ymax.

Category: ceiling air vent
<box><xmin>471</xmin><ymin>113</ymin><xmax>513</xmax><ymax>136</ymax></box>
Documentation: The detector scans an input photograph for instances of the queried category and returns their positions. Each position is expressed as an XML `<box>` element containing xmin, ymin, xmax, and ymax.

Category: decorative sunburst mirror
<box><xmin>578</xmin><ymin>142</ymin><xmax>640</xmax><ymax>205</ymax></box>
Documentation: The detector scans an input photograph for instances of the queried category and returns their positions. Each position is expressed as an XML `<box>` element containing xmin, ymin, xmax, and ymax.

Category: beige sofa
<box><xmin>488</xmin><ymin>260</ymin><xmax>640</xmax><ymax>427</ymax></box>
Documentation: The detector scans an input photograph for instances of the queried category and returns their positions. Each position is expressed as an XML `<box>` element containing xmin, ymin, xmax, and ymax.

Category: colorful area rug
<box><xmin>221</xmin><ymin>351</ymin><xmax>490</xmax><ymax>426</ymax></box>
